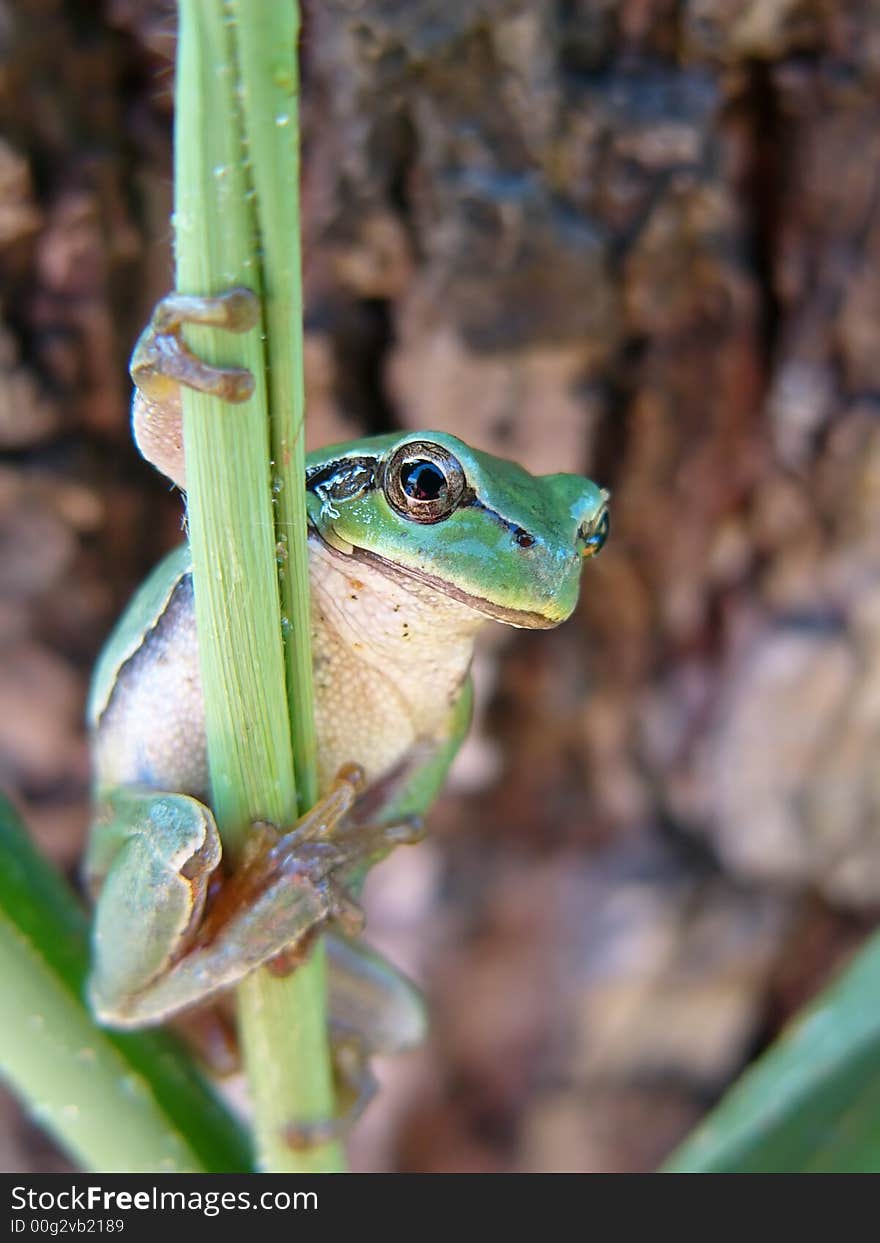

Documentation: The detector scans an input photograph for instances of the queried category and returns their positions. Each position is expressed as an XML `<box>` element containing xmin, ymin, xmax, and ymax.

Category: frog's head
<box><xmin>305</xmin><ymin>431</ymin><xmax>609</xmax><ymax>628</ymax></box>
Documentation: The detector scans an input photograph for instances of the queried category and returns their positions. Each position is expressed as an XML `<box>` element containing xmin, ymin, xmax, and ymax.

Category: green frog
<box><xmin>85</xmin><ymin>288</ymin><xmax>609</xmax><ymax>1120</ymax></box>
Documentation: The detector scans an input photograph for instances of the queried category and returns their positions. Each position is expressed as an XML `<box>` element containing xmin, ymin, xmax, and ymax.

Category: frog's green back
<box><xmin>88</xmin><ymin>544</ymin><xmax>193</xmax><ymax>728</ymax></box>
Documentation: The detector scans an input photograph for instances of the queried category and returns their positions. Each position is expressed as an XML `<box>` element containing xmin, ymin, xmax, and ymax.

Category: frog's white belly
<box><xmin>94</xmin><ymin>536</ymin><xmax>483</xmax><ymax>804</ymax></box>
<box><xmin>308</xmin><ymin>536</ymin><xmax>482</xmax><ymax>793</ymax></box>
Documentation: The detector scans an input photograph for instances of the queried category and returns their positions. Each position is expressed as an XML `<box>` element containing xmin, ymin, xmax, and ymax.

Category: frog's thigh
<box><xmin>88</xmin><ymin>790</ymin><xmax>220</xmax><ymax>1024</ymax></box>
<box><xmin>326</xmin><ymin>933</ymin><xmax>426</xmax><ymax>1056</ymax></box>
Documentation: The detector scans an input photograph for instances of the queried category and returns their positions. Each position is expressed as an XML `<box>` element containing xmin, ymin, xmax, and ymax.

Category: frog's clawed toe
<box><xmin>333</xmin><ymin>812</ymin><xmax>427</xmax><ymax>865</ymax></box>
<box><xmin>378</xmin><ymin>815</ymin><xmax>426</xmax><ymax>847</ymax></box>
<box><xmin>130</xmin><ymin>287</ymin><xmax>260</xmax><ymax>406</ymax></box>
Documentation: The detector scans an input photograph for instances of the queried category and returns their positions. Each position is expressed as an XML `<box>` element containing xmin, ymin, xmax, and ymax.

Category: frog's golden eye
<box><xmin>581</xmin><ymin>507</ymin><xmax>610</xmax><ymax>558</ymax></box>
<box><xmin>383</xmin><ymin>440</ymin><xmax>467</xmax><ymax>524</ymax></box>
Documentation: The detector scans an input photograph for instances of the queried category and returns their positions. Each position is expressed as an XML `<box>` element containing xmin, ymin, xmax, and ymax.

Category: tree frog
<box><xmin>85</xmin><ymin>288</ymin><xmax>609</xmax><ymax>1118</ymax></box>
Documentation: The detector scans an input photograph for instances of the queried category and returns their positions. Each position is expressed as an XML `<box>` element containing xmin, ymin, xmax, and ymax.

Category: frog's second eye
<box><xmin>383</xmin><ymin>440</ymin><xmax>467</xmax><ymax>524</ymax></box>
<box><xmin>581</xmin><ymin>507</ymin><xmax>610</xmax><ymax>558</ymax></box>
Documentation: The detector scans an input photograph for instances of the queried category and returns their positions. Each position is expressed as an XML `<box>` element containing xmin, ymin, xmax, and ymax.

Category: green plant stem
<box><xmin>0</xmin><ymin>794</ymin><xmax>250</xmax><ymax>1173</ymax></box>
<box><xmin>233</xmin><ymin>1</ymin><xmax>318</xmax><ymax>811</ymax></box>
<box><xmin>175</xmin><ymin>0</ymin><xmax>342</xmax><ymax>1173</ymax></box>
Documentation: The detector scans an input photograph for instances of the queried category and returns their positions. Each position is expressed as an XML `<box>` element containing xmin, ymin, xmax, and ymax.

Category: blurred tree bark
<box><xmin>2</xmin><ymin>0</ymin><xmax>880</xmax><ymax>1173</ymax></box>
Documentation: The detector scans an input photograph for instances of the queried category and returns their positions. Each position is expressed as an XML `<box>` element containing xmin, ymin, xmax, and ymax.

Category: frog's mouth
<box><xmin>310</xmin><ymin>527</ymin><xmax>562</xmax><ymax>629</ymax></box>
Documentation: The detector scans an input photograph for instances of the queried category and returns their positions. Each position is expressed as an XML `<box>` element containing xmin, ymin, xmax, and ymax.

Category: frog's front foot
<box><xmin>130</xmin><ymin>286</ymin><xmax>261</xmax><ymax>489</ymax></box>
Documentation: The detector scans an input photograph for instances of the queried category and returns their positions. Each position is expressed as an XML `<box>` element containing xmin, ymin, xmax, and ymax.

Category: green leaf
<box><xmin>0</xmin><ymin>792</ymin><xmax>251</xmax><ymax>1172</ymax></box>
<box><xmin>663</xmin><ymin>931</ymin><xmax>880</xmax><ymax>1172</ymax></box>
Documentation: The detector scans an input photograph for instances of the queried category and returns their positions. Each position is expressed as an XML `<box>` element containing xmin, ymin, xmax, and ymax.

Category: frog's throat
<box><xmin>311</xmin><ymin>527</ymin><xmax>560</xmax><ymax>630</ymax></box>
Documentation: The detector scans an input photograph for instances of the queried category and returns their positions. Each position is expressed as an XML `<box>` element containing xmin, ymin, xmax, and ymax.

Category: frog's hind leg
<box><xmin>90</xmin><ymin>769</ymin><xmax>416</xmax><ymax>1030</ymax></box>
<box><xmin>86</xmin><ymin>786</ymin><xmax>223</xmax><ymax>1027</ymax></box>
<box><xmin>129</xmin><ymin>287</ymin><xmax>260</xmax><ymax>489</ymax></box>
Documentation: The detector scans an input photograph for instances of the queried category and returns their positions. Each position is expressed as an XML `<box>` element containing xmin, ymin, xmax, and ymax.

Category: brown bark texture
<box><xmin>1</xmin><ymin>0</ymin><xmax>879</xmax><ymax>1172</ymax></box>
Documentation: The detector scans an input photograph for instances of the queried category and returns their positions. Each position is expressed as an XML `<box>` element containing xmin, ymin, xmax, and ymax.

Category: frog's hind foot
<box><xmin>194</xmin><ymin>764</ymin><xmax>373</xmax><ymax>956</ymax></box>
<box><xmin>266</xmin><ymin>764</ymin><xmax>426</xmax><ymax>888</ymax></box>
<box><xmin>90</xmin><ymin>766</ymin><xmax>425</xmax><ymax>1029</ymax></box>
<box><xmin>283</xmin><ymin>1036</ymin><xmax>378</xmax><ymax>1151</ymax></box>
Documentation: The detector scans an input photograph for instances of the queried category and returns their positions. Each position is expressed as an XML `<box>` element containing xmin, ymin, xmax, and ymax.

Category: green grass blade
<box><xmin>0</xmin><ymin>793</ymin><xmax>251</xmax><ymax>1173</ymax></box>
<box><xmin>174</xmin><ymin>0</ymin><xmax>295</xmax><ymax>854</ymax></box>
<box><xmin>174</xmin><ymin>0</ymin><xmax>342</xmax><ymax>1172</ymax></box>
<box><xmin>233</xmin><ymin>0</ymin><xmax>318</xmax><ymax>811</ymax></box>
<box><xmin>230</xmin><ymin>0</ymin><xmax>340</xmax><ymax>1177</ymax></box>
<box><xmin>663</xmin><ymin>931</ymin><xmax>880</xmax><ymax>1172</ymax></box>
